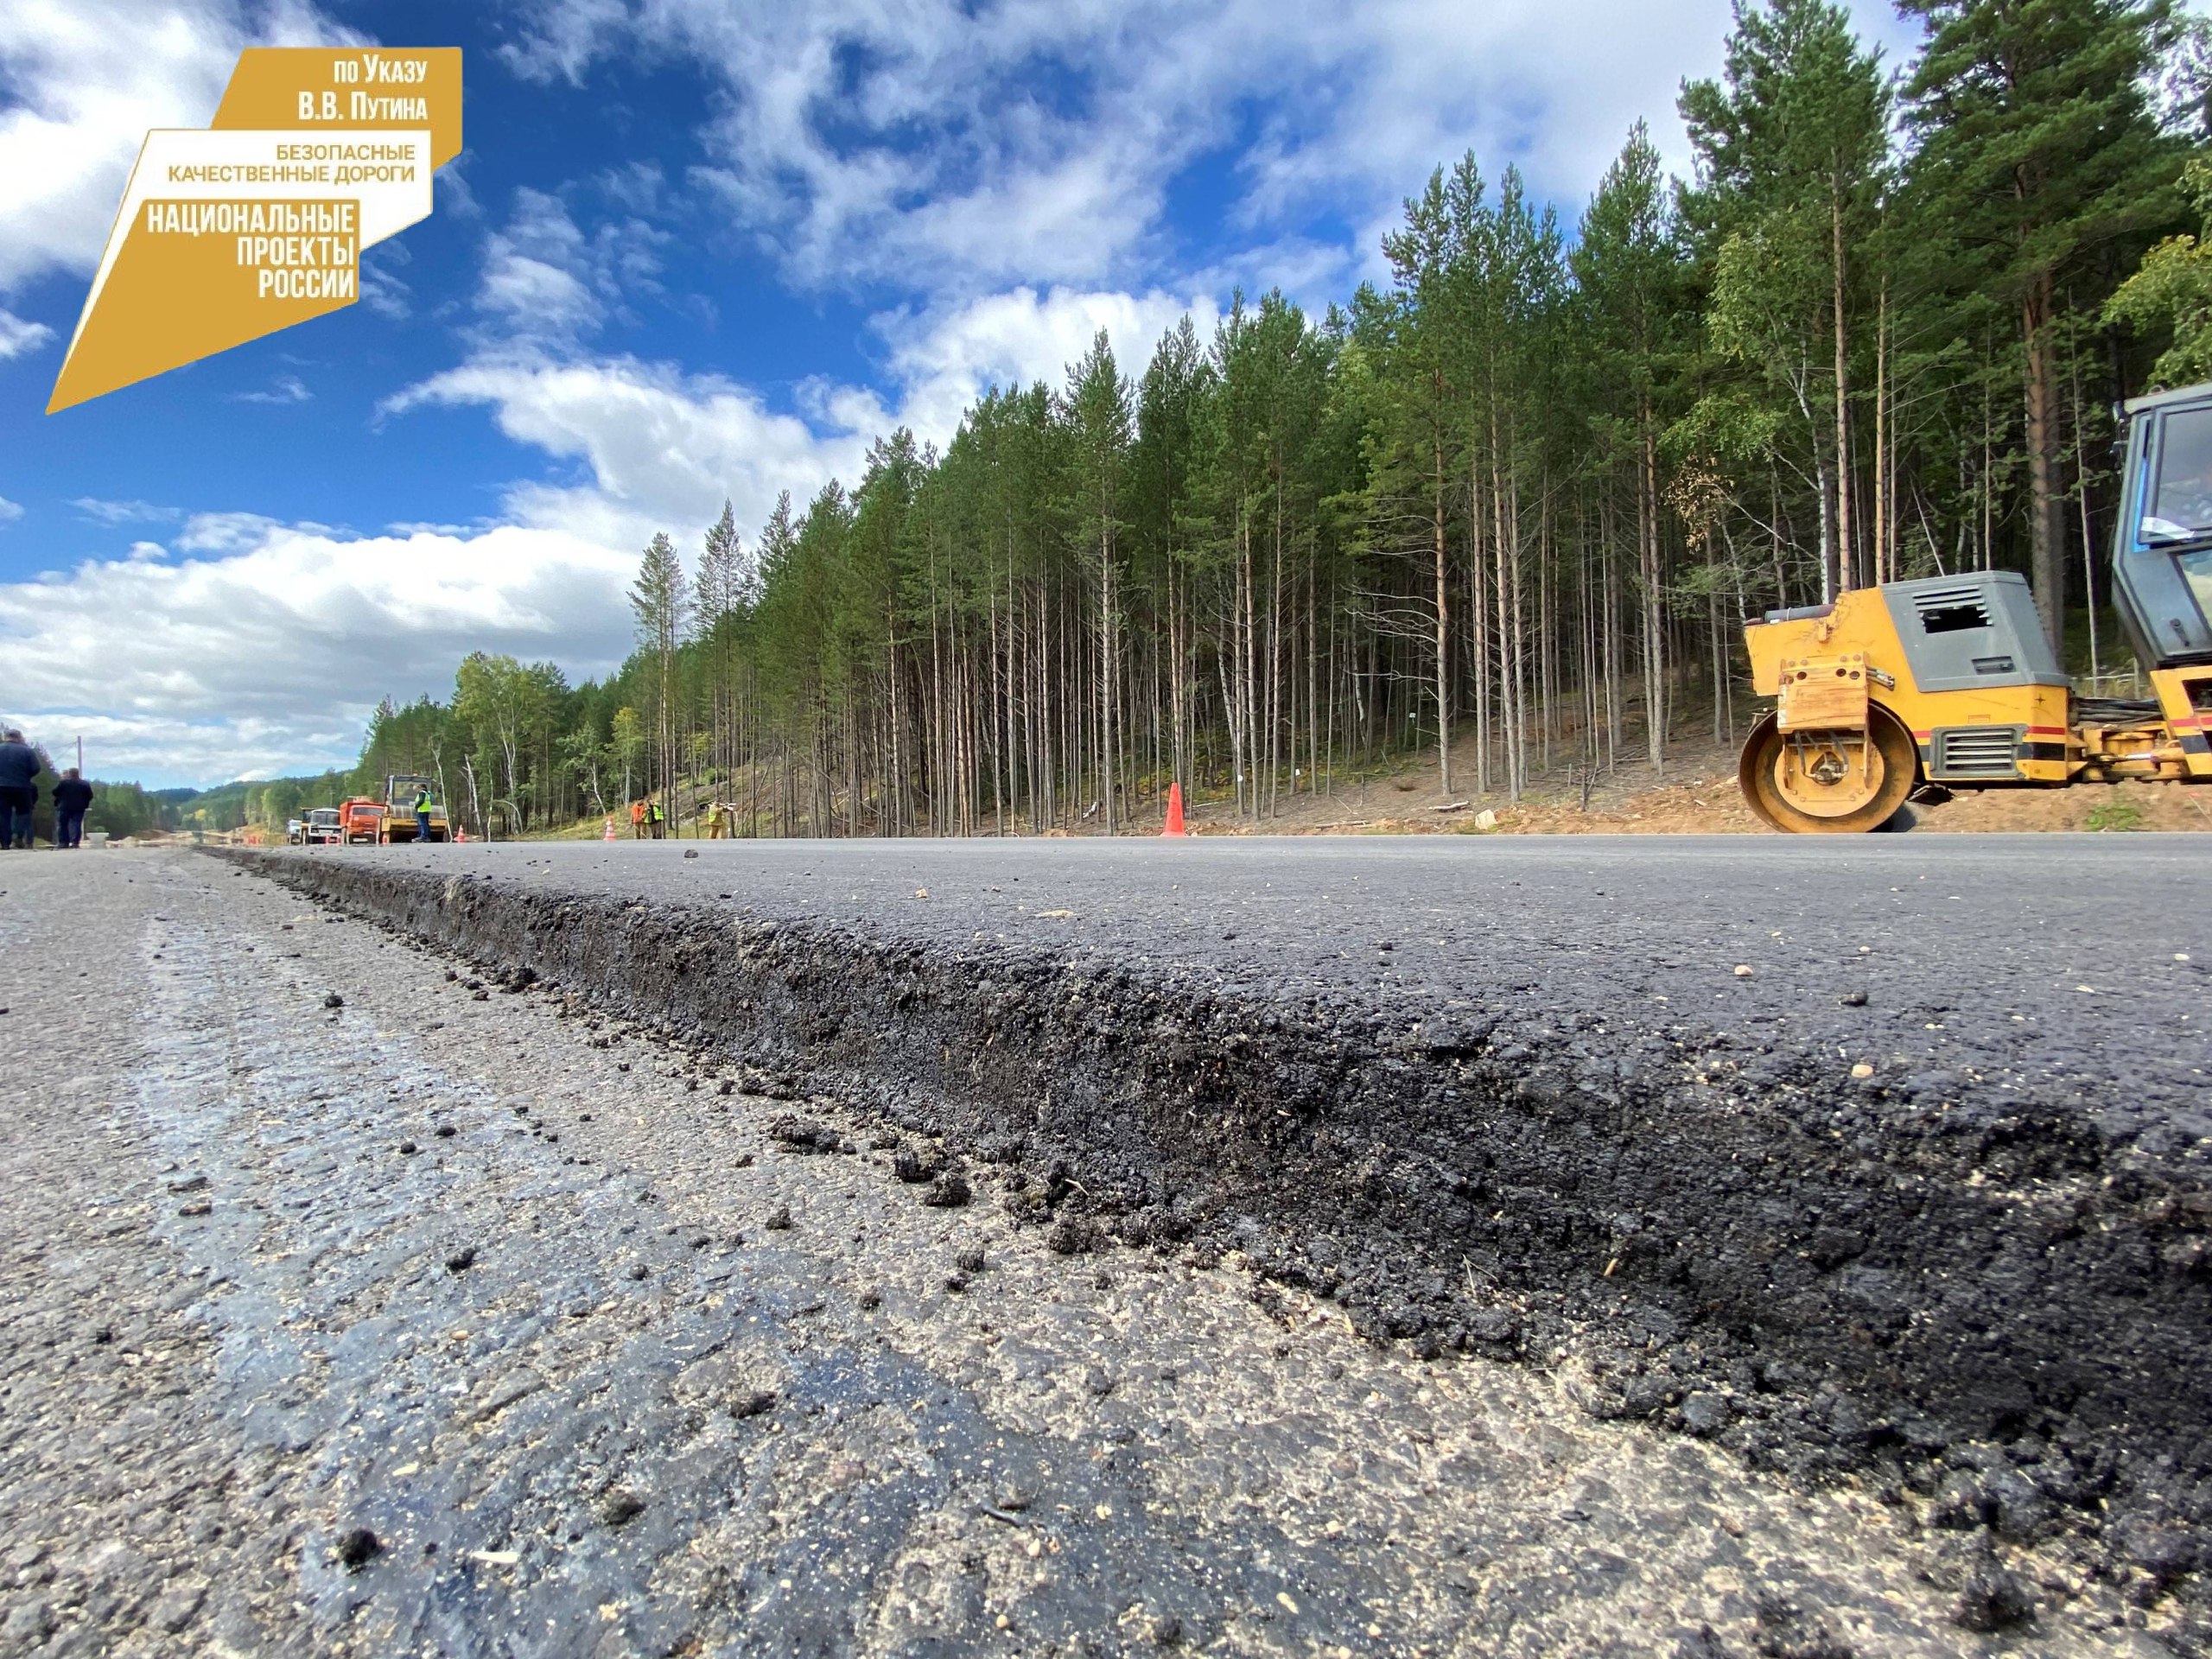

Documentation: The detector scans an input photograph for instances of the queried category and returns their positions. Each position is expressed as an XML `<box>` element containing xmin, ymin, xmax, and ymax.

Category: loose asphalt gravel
<box><xmin>0</xmin><ymin>840</ymin><xmax>2204</xmax><ymax>1656</ymax></box>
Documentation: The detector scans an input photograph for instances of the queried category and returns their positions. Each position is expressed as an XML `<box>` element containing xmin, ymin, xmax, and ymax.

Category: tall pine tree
<box><xmin>1682</xmin><ymin>0</ymin><xmax>1890</xmax><ymax>600</ymax></box>
<box><xmin>1902</xmin><ymin>0</ymin><xmax>2185</xmax><ymax>651</ymax></box>
<box><xmin>630</xmin><ymin>530</ymin><xmax>690</xmax><ymax>804</ymax></box>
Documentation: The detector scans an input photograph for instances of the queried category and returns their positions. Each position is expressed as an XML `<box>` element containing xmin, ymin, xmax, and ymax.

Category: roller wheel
<box><xmin>1738</xmin><ymin>705</ymin><xmax>1918</xmax><ymax>834</ymax></box>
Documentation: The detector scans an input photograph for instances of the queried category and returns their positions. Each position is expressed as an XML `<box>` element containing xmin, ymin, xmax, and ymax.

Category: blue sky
<box><xmin>0</xmin><ymin>0</ymin><xmax>1924</xmax><ymax>787</ymax></box>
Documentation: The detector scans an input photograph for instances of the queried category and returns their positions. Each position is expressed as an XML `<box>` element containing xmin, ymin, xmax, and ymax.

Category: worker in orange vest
<box><xmin>629</xmin><ymin>798</ymin><xmax>646</xmax><ymax>839</ymax></box>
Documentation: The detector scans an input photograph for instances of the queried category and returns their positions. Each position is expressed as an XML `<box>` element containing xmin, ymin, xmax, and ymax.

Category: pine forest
<box><xmin>319</xmin><ymin>0</ymin><xmax>2212</xmax><ymax>840</ymax></box>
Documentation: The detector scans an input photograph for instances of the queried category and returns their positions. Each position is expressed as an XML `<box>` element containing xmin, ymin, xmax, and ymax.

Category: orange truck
<box><xmin>339</xmin><ymin>796</ymin><xmax>384</xmax><ymax>843</ymax></box>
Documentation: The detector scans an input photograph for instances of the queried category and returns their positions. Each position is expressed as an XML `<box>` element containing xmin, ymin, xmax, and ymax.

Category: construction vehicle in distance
<box><xmin>301</xmin><ymin>806</ymin><xmax>342</xmax><ymax>846</ymax></box>
<box><xmin>1738</xmin><ymin>381</ymin><xmax>2212</xmax><ymax>830</ymax></box>
<box><xmin>375</xmin><ymin>773</ymin><xmax>448</xmax><ymax>843</ymax></box>
<box><xmin>335</xmin><ymin>778</ymin><xmax>449</xmax><ymax>844</ymax></box>
<box><xmin>338</xmin><ymin>795</ymin><xmax>384</xmax><ymax>843</ymax></box>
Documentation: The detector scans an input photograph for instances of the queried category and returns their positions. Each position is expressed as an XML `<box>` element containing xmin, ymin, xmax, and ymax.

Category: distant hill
<box><xmin>162</xmin><ymin>772</ymin><xmax>352</xmax><ymax>833</ymax></box>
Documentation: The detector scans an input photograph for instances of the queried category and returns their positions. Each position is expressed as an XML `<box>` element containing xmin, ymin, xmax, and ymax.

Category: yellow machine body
<box><xmin>1738</xmin><ymin>578</ymin><xmax>2212</xmax><ymax>831</ymax></box>
<box><xmin>1738</xmin><ymin>381</ymin><xmax>2212</xmax><ymax>829</ymax></box>
<box><xmin>376</xmin><ymin>772</ymin><xmax>450</xmax><ymax>844</ymax></box>
<box><xmin>1744</xmin><ymin>587</ymin><xmax>2077</xmax><ymax>788</ymax></box>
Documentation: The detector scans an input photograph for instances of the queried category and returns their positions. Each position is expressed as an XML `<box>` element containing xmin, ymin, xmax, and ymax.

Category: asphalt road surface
<box><xmin>0</xmin><ymin>842</ymin><xmax>2200</xmax><ymax>1657</ymax></box>
<box><xmin>290</xmin><ymin>832</ymin><xmax>2209</xmax><ymax>1132</ymax></box>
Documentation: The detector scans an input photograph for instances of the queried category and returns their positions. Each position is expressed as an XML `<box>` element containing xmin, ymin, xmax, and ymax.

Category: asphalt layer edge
<box><xmin>223</xmin><ymin>847</ymin><xmax>2212</xmax><ymax>1637</ymax></box>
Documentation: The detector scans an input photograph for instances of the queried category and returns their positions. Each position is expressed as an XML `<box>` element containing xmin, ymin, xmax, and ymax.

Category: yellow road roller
<box><xmin>1738</xmin><ymin>382</ymin><xmax>2212</xmax><ymax>831</ymax></box>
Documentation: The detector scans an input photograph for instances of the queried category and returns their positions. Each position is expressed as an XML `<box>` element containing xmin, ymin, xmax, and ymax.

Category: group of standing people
<box><xmin>0</xmin><ymin>729</ymin><xmax>94</xmax><ymax>849</ymax></box>
<box><xmin>625</xmin><ymin>796</ymin><xmax>739</xmax><ymax>839</ymax></box>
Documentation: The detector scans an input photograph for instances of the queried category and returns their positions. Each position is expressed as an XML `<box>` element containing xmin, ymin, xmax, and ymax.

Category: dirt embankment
<box><xmin>1175</xmin><ymin>761</ymin><xmax>2212</xmax><ymax>838</ymax></box>
<box><xmin>1089</xmin><ymin>715</ymin><xmax>2212</xmax><ymax>838</ymax></box>
<box><xmin>233</xmin><ymin>849</ymin><xmax>2212</xmax><ymax>1642</ymax></box>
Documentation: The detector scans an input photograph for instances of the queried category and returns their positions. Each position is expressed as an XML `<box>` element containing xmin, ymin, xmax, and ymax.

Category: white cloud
<box><xmin>0</xmin><ymin>0</ymin><xmax>355</xmax><ymax>296</ymax></box>
<box><xmin>473</xmin><ymin>187</ymin><xmax>668</xmax><ymax>346</ymax></box>
<box><xmin>596</xmin><ymin>159</ymin><xmax>668</xmax><ymax>216</ymax></box>
<box><xmin>0</xmin><ymin>521</ymin><xmax>636</xmax><ymax>785</ymax></box>
<box><xmin>499</xmin><ymin>0</ymin><xmax>1918</xmax><ymax>300</ymax></box>
<box><xmin>505</xmin><ymin>0</ymin><xmax>1197</xmax><ymax>291</ymax></box>
<box><xmin>70</xmin><ymin>497</ymin><xmax>180</xmax><ymax>525</ymax></box>
<box><xmin>230</xmin><ymin>373</ymin><xmax>310</xmax><ymax>404</ymax></box>
<box><xmin>386</xmin><ymin>283</ymin><xmax>1218</xmax><ymax>544</ymax></box>
<box><xmin>0</xmin><ymin>308</ymin><xmax>54</xmax><ymax>358</ymax></box>
<box><xmin>6</xmin><ymin>710</ymin><xmax>364</xmax><ymax>789</ymax></box>
<box><xmin>361</xmin><ymin>242</ymin><xmax>412</xmax><ymax>320</ymax></box>
<box><xmin>434</xmin><ymin>149</ymin><xmax>482</xmax><ymax>219</ymax></box>
<box><xmin>875</xmin><ymin>284</ymin><xmax>1220</xmax><ymax>441</ymax></box>
<box><xmin>176</xmin><ymin>510</ymin><xmax>293</xmax><ymax>551</ymax></box>
<box><xmin>0</xmin><ymin>496</ymin><xmax>22</xmax><ymax>524</ymax></box>
<box><xmin>384</xmin><ymin>353</ymin><xmax>868</xmax><ymax>554</ymax></box>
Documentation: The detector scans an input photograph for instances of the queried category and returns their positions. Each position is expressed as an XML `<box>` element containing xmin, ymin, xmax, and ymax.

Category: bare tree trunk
<box><xmin>1873</xmin><ymin>276</ymin><xmax>1889</xmax><ymax>587</ymax></box>
<box><xmin>1982</xmin><ymin>367</ymin><xmax>1995</xmax><ymax>573</ymax></box>
<box><xmin>1433</xmin><ymin>429</ymin><xmax>1452</xmax><ymax>794</ymax></box>
<box><xmin>1639</xmin><ymin>410</ymin><xmax>1665</xmax><ymax>775</ymax></box>
<box><xmin>1274</xmin><ymin>486</ymin><xmax>1292</xmax><ymax>818</ymax></box>
<box><xmin>992</xmin><ymin>583</ymin><xmax>1007</xmax><ymax>835</ymax></box>
<box><xmin>1241</xmin><ymin>508</ymin><xmax>1258</xmax><ymax>817</ymax></box>
<box><xmin>1579</xmin><ymin>496</ymin><xmax>1599</xmax><ymax>766</ymax></box>
<box><xmin>1168</xmin><ymin>556</ymin><xmax>1185</xmax><ymax>794</ymax></box>
<box><xmin>1471</xmin><ymin>436</ymin><xmax>1489</xmax><ymax>797</ymax></box>
<box><xmin>1709</xmin><ymin>530</ymin><xmax>1726</xmax><ymax>744</ymax></box>
<box><xmin>1602</xmin><ymin>485</ymin><xmax>1621</xmax><ymax>774</ymax></box>
<box><xmin>1539</xmin><ymin>475</ymin><xmax>1554</xmax><ymax>772</ymax></box>
<box><xmin>1491</xmin><ymin>428</ymin><xmax>1511</xmax><ymax>798</ymax></box>
<box><xmin>2022</xmin><ymin>273</ymin><xmax>2067</xmax><ymax>657</ymax></box>
<box><xmin>1832</xmin><ymin>187</ymin><xmax>1854</xmax><ymax>593</ymax></box>
<box><xmin>1509</xmin><ymin>458</ymin><xmax>1528</xmax><ymax>801</ymax></box>
<box><xmin>1325</xmin><ymin>568</ymin><xmax>1338</xmax><ymax>797</ymax></box>
<box><xmin>1292</xmin><ymin>542</ymin><xmax>1309</xmax><ymax>800</ymax></box>
<box><xmin>2069</xmin><ymin>344</ymin><xmax>2105</xmax><ymax>682</ymax></box>
<box><xmin>1098</xmin><ymin>516</ymin><xmax>1115</xmax><ymax>835</ymax></box>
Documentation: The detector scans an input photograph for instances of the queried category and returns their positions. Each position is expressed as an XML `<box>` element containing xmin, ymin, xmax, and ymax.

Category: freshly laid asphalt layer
<box><xmin>230</xmin><ymin>833</ymin><xmax>2212</xmax><ymax>1653</ymax></box>
<box><xmin>270</xmin><ymin>833</ymin><xmax>2211</xmax><ymax>1134</ymax></box>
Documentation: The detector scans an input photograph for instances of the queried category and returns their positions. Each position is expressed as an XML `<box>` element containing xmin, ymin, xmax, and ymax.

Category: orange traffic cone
<box><xmin>1161</xmin><ymin>782</ymin><xmax>1187</xmax><ymax>837</ymax></box>
<box><xmin>602</xmin><ymin>816</ymin><xmax>618</xmax><ymax>842</ymax></box>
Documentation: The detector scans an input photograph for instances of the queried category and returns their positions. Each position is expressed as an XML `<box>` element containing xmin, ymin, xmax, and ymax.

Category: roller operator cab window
<box><xmin>2183</xmin><ymin>549</ymin><xmax>2212</xmax><ymax>631</ymax></box>
<box><xmin>2145</xmin><ymin>405</ymin><xmax>2212</xmax><ymax>539</ymax></box>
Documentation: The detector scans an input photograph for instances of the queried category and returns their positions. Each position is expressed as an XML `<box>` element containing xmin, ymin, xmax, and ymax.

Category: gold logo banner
<box><xmin>48</xmin><ymin>48</ymin><xmax>461</xmax><ymax>414</ymax></box>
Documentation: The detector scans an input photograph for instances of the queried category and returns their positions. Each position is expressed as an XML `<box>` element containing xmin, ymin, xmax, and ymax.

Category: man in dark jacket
<box><xmin>0</xmin><ymin>729</ymin><xmax>38</xmax><ymax>849</ymax></box>
<box><xmin>52</xmin><ymin>768</ymin><xmax>93</xmax><ymax>849</ymax></box>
